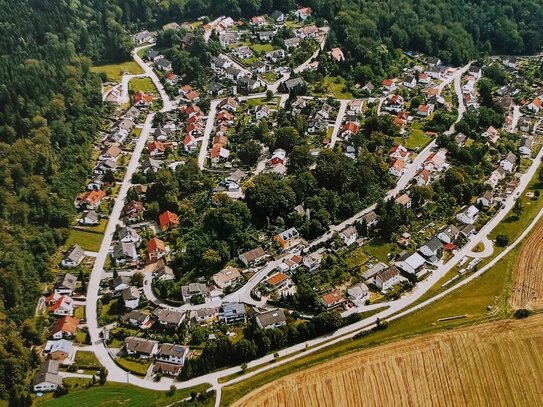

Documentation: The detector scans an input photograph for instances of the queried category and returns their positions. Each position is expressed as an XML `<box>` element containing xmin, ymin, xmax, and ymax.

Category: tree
<box><xmin>288</xmin><ymin>145</ymin><xmax>313</xmax><ymax>174</ymax></box>
<box><xmin>201</xmin><ymin>248</ymin><xmax>222</xmax><ymax>271</ymax></box>
<box><xmin>495</xmin><ymin>234</ymin><xmax>510</xmax><ymax>247</ymax></box>
<box><xmin>266</xmin><ymin>90</ymin><xmax>273</xmax><ymax>100</ymax></box>
<box><xmin>130</xmin><ymin>272</ymin><xmax>144</xmax><ymax>287</ymax></box>
<box><xmin>240</xmin><ymin>363</ymin><xmax>248</xmax><ymax>372</ymax></box>
<box><xmin>513</xmin><ymin>200</ymin><xmax>524</xmax><ymax>215</ymax></box>
<box><xmin>238</xmin><ymin>140</ymin><xmax>262</xmax><ymax>167</ymax></box>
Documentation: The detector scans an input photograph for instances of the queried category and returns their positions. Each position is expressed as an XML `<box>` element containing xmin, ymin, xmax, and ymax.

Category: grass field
<box><xmin>35</xmin><ymin>380</ymin><xmax>211</xmax><ymax>407</ymax></box>
<box><xmin>394</xmin><ymin>129</ymin><xmax>432</xmax><ymax>151</ymax></box>
<box><xmin>74</xmin><ymin>350</ymin><xmax>101</xmax><ymax>370</ymax></box>
<box><xmin>91</xmin><ymin>61</ymin><xmax>144</xmax><ymax>82</ymax></box>
<box><xmin>115</xmin><ymin>357</ymin><xmax>151</xmax><ymax>376</ymax></box>
<box><xmin>363</xmin><ymin>240</ymin><xmax>395</xmax><ymax>263</ymax></box>
<box><xmin>129</xmin><ymin>77</ymin><xmax>157</xmax><ymax>94</ymax></box>
<box><xmin>64</xmin><ymin>228</ymin><xmax>103</xmax><ymax>252</ymax></box>
<box><xmin>250</xmin><ymin>43</ymin><xmax>274</xmax><ymax>54</ymax></box>
<box><xmin>230</xmin><ymin>314</ymin><xmax>543</xmax><ymax>407</ymax></box>
<box><xmin>323</xmin><ymin>76</ymin><xmax>353</xmax><ymax>99</ymax></box>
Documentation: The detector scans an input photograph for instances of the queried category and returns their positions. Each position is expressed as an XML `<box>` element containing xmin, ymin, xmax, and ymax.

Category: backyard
<box><xmin>91</xmin><ymin>61</ymin><xmax>144</xmax><ymax>82</ymax></box>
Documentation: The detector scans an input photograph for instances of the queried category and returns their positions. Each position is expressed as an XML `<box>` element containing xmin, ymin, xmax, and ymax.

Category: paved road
<box><xmin>198</xmin><ymin>99</ymin><xmax>220</xmax><ymax>169</ymax></box>
<box><xmin>293</xmin><ymin>27</ymin><xmax>329</xmax><ymax>74</ymax></box>
<box><xmin>328</xmin><ymin>100</ymin><xmax>349</xmax><ymax>148</ymax></box>
<box><xmin>511</xmin><ymin>105</ymin><xmax>521</xmax><ymax>132</ymax></box>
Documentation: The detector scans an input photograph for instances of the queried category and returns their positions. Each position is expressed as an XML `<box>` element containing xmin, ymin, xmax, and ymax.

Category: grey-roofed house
<box><xmin>112</xmin><ymin>275</ymin><xmax>131</xmax><ymax>292</ymax></box>
<box><xmin>79</xmin><ymin>210</ymin><xmax>100</xmax><ymax>226</ymax></box>
<box><xmin>520</xmin><ymin>136</ymin><xmax>533</xmax><ymax>156</ymax></box>
<box><xmin>55</xmin><ymin>272</ymin><xmax>78</xmax><ymax>295</ymax></box>
<box><xmin>61</xmin><ymin>245</ymin><xmax>85</xmax><ymax>269</ymax></box>
<box><xmin>153</xmin><ymin>308</ymin><xmax>185</xmax><ymax>328</ymax></box>
<box><xmin>258</xmin><ymin>31</ymin><xmax>275</xmax><ymax>42</ymax></box>
<box><xmin>32</xmin><ymin>360</ymin><xmax>63</xmax><ymax>393</ymax></box>
<box><xmin>132</xmin><ymin>31</ymin><xmax>154</xmax><ymax>45</ymax></box>
<box><xmin>125</xmin><ymin>106</ymin><xmax>141</xmax><ymax>121</ymax></box>
<box><xmin>143</xmin><ymin>49</ymin><xmax>162</xmax><ymax>61</ymax></box>
<box><xmin>437</xmin><ymin>225</ymin><xmax>460</xmax><ymax>244</ymax></box>
<box><xmin>141</xmin><ymin>157</ymin><xmax>162</xmax><ymax>173</ymax></box>
<box><xmin>122</xmin><ymin>310</ymin><xmax>152</xmax><ymax>328</ymax></box>
<box><xmin>122</xmin><ymin>286</ymin><xmax>140</xmax><ymax>309</ymax></box>
<box><xmin>347</xmin><ymin>283</ymin><xmax>370</xmax><ymax>304</ymax></box>
<box><xmin>220</xmin><ymin>302</ymin><xmax>246</xmax><ymax>324</ymax></box>
<box><xmin>113</xmin><ymin>241</ymin><xmax>138</xmax><ymax>267</ymax></box>
<box><xmin>363</xmin><ymin>262</ymin><xmax>387</xmax><ymax>281</ymax></box>
<box><xmin>118</xmin><ymin>226</ymin><xmax>140</xmax><ymax>244</ymax></box>
<box><xmin>156</xmin><ymin>343</ymin><xmax>189</xmax><ymax>365</ymax></box>
<box><xmin>271</xmin><ymin>10</ymin><xmax>285</xmax><ymax>22</ymax></box>
<box><xmin>124</xmin><ymin>336</ymin><xmax>158</xmax><ymax>357</ymax></box>
<box><xmin>155</xmin><ymin>58</ymin><xmax>172</xmax><ymax>71</ymax></box>
<box><xmin>284</xmin><ymin>78</ymin><xmax>305</xmax><ymax>92</ymax></box>
<box><xmin>255</xmin><ymin>309</ymin><xmax>287</xmax><ymax>330</ymax></box>
<box><xmin>418</xmin><ymin>236</ymin><xmax>443</xmax><ymax>260</ymax></box>
<box><xmin>181</xmin><ymin>283</ymin><xmax>209</xmax><ymax>302</ymax></box>
<box><xmin>284</xmin><ymin>37</ymin><xmax>301</xmax><ymax>49</ymax></box>
<box><xmin>233</xmin><ymin>46</ymin><xmax>253</xmax><ymax>59</ymax></box>
<box><xmin>360</xmin><ymin>211</ymin><xmax>379</xmax><ymax>228</ymax></box>
<box><xmin>239</xmin><ymin>247</ymin><xmax>267</xmax><ymax>266</ymax></box>
<box><xmin>154</xmin><ymin>259</ymin><xmax>175</xmax><ymax>281</ymax></box>
<box><xmin>374</xmin><ymin>266</ymin><xmax>401</xmax><ymax>291</ymax></box>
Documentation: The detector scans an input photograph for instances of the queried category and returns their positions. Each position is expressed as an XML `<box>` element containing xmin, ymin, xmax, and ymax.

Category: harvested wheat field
<box><xmin>232</xmin><ymin>315</ymin><xmax>543</xmax><ymax>407</ymax></box>
<box><xmin>511</xmin><ymin>217</ymin><xmax>543</xmax><ymax>310</ymax></box>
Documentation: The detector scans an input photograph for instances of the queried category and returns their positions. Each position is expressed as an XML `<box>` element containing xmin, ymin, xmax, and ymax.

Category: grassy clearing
<box><xmin>115</xmin><ymin>357</ymin><xmax>151</xmax><ymax>376</ymax></box>
<box><xmin>394</xmin><ymin>129</ymin><xmax>432</xmax><ymax>151</ymax></box>
<box><xmin>74</xmin><ymin>351</ymin><xmax>101</xmax><ymax>369</ymax></box>
<box><xmin>323</xmin><ymin>76</ymin><xmax>353</xmax><ymax>99</ymax></box>
<box><xmin>129</xmin><ymin>77</ymin><xmax>157</xmax><ymax>94</ymax></box>
<box><xmin>35</xmin><ymin>380</ymin><xmax>211</xmax><ymax>407</ymax></box>
<box><xmin>246</xmin><ymin>97</ymin><xmax>280</xmax><ymax>107</ymax></box>
<box><xmin>343</xmin><ymin>247</ymin><xmax>370</xmax><ymax>269</ymax></box>
<box><xmin>250</xmin><ymin>43</ymin><xmax>274</xmax><ymax>54</ymax></box>
<box><xmin>74</xmin><ymin>218</ymin><xmax>108</xmax><ymax>234</ymax></box>
<box><xmin>64</xmin><ymin>229</ymin><xmax>103</xmax><ymax>252</ymax></box>
<box><xmin>91</xmin><ymin>61</ymin><xmax>144</xmax><ymax>82</ymax></box>
<box><xmin>261</xmin><ymin>72</ymin><xmax>280</xmax><ymax>82</ymax></box>
<box><xmin>362</xmin><ymin>240</ymin><xmax>395</xmax><ymax>263</ymax></box>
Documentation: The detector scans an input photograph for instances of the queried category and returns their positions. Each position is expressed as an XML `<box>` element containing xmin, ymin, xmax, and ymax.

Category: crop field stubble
<box><xmin>231</xmin><ymin>315</ymin><xmax>543</xmax><ymax>407</ymax></box>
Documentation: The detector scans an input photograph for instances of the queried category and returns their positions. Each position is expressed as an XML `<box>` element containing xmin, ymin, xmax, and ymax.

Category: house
<box><xmin>423</xmin><ymin>149</ymin><xmax>447</xmax><ymax>172</ymax></box>
<box><xmin>210</xmin><ymin>146</ymin><xmax>230</xmax><ymax>165</ymax></box>
<box><xmin>159</xmin><ymin>210</ymin><xmax>179</xmax><ymax>231</ymax></box>
<box><xmin>374</xmin><ymin>266</ymin><xmax>401</xmax><ymax>291</ymax></box>
<box><xmin>32</xmin><ymin>360</ymin><xmax>63</xmax><ymax>393</ymax></box>
<box><xmin>527</xmin><ymin>97</ymin><xmax>542</xmax><ymax>113</ymax></box>
<box><xmin>191</xmin><ymin>307</ymin><xmax>219</xmax><ymax>325</ymax></box>
<box><xmin>266</xmin><ymin>272</ymin><xmax>290</xmax><ymax>289</ymax></box>
<box><xmin>383</xmin><ymin>94</ymin><xmax>405</xmax><ymax>113</ymax></box>
<box><xmin>427</xmin><ymin>57</ymin><xmax>442</xmax><ymax>67</ymax></box>
<box><xmin>274</xmin><ymin>227</ymin><xmax>301</xmax><ymax>250</ymax></box>
<box><xmin>395</xmin><ymin>252</ymin><xmax>426</xmax><ymax>276</ymax></box>
<box><xmin>122</xmin><ymin>310</ymin><xmax>153</xmax><ymax>329</ymax></box>
<box><xmin>294</xmin><ymin>7</ymin><xmax>313</xmax><ymax>20</ymax></box>
<box><xmin>155</xmin><ymin>58</ymin><xmax>172</xmax><ymax>71</ymax></box>
<box><xmin>220</xmin><ymin>302</ymin><xmax>246</xmax><ymax>324</ymax></box>
<box><xmin>347</xmin><ymin>283</ymin><xmax>370</xmax><ymax>304</ymax></box>
<box><xmin>165</xmin><ymin>72</ymin><xmax>178</xmax><ymax>85</ymax></box>
<box><xmin>486</xmin><ymin>167</ymin><xmax>507</xmax><ymax>188</ymax></box>
<box><xmin>382</xmin><ymin>79</ymin><xmax>396</xmax><ymax>92</ymax></box>
<box><xmin>270</xmin><ymin>163</ymin><xmax>287</xmax><ymax>176</ymax></box>
<box><xmin>454</xmin><ymin>133</ymin><xmax>467</xmax><ymax>146</ymax></box>
<box><xmin>239</xmin><ymin>247</ymin><xmax>267</xmax><ymax>266</ymax></box>
<box><xmin>220</xmin><ymin>97</ymin><xmax>238</xmax><ymax>112</ymax></box>
<box><xmin>254</xmin><ymin>105</ymin><xmax>271</xmax><ymax>121</ymax></box>
<box><xmin>113</xmin><ymin>242</ymin><xmax>138</xmax><ymax>267</ymax></box>
<box><xmin>55</xmin><ymin>273</ymin><xmax>77</xmax><ymax>296</ymax></box>
<box><xmin>283</xmin><ymin>77</ymin><xmax>306</xmax><ymax>92</ymax></box>
<box><xmin>341</xmin><ymin>122</ymin><xmax>360</xmax><ymax>138</ymax></box>
<box><xmin>389</xmin><ymin>158</ymin><xmax>406</xmax><ymax>177</ymax></box>
<box><xmin>395</xmin><ymin>194</ymin><xmax>411</xmax><ymax>208</ymax></box>
<box><xmin>403</xmin><ymin>75</ymin><xmax>417</xmax><ymax>89</ymax></box>
<box><xmin>250</xmin><ymin>15</ymin><xmax>266</xmax><ymax>26</ymax></box>
<box><xmin>44</xmin><ymin>339</ymin><xmax>74</xmax><ymax>363</ymax></box>
<box><xmin>414</xmin><ymin>169</ymin><xmax>431</xmax><ymax>186</ymax></box>
<box><xmin>211</xmin><ymin>56</ymin><xmax>231</xmax><ymax>72</ymax></box>
<box><xmin>417</xmin><ymin>104</ymin><xmax>434</xmax><ymax>117</ymax></box>
<box><xmin>468</xmin><ymin>66</ymin><xmax>482</xmax><ymax>80</ymax></box>
<box><xmin>477</xmin><ymin>190</ymin><xmax>494</xmax><ymax>208</ymax></box>
<box><xmin>225</xmin><ymin>66</ymin><xmax>244</xmax><ymax>81</ymax></box>
<box><xmin>124</xmin><ymin>337</ymin><xmax>158</xmax><ymax>357</ymax></box>
<box><xmin>389</xmin><ymin>144</ymin><xmax>409</xmax><ymax>161</ymax></box>
<box><xmin>112</xmin><ymin>275</ymin><xmax>131</xmax><ymax>292</ymax></box>
<box><xmin>329</xmin><ymin>47</ymin><xmax>345</xmax><ymax>62</ymax></box>
<box><xmin>134</xmin><ymin>91</ymin><xmax>153</xmax><ymax>109</ymax></box>
<box><xmin>125</xmin><ymin>106</ymin><xmax>141</xmax><ymax>121</ymax></box>
<box><xmin>154</xmin><ymin>361</ymin><xmax>182</xmax><ymax>377</ymax></box>
<box><xmin>419</xmin><ymin>236</ymin><xmax>443</xmax><ymax>259</ymax></box>
<box><xmin>252</xmin><ymin>60</ymin><xmax>270</xmax><ymax>73</ymax></box>
<box><xmin>213</xmin><ymin>266</ymin><xmax>242</xmax><ymax>289</ymax></box>
<box><xmin>303</xmin><ymin>252</ymin><xmax>322</xmax><ymax>271</ymax></box>
<box><xmin>141</xmin><ymin>157</ymin><xmax>162</xmax><ymax>174</ymax></box>
<box><xmin>118</xmin><ymin>226</ymin><xmax>140</xmax><ymax>244</ymax></box>
<box><xmin>341</xmin><ymin>226</ymin><xmax>358</xmax><ymax>246</ymax></box>
<box><xmin>271</xmin><ymin>10</ymin><xmax>285</xmax><ymax>22</ymax></box>
<box><xmin>153</xmin><ymin>259</ymin><xmax>175</xmax><ymax>281</ymax></box>
<box><xmin>266</xmin><ymin>49</ymin><xmax>286</xmax><ymax>63</ymax></box>
<box><xmin>456</xmin><ymin>205</ymin><xmax>479</xmax><ymax>225</ymax></box>
<box><xmin>482</xmin><ymin>126</ymin><xmax>499</xmax><ymax>144</ymax></box>
<box><xmin>500</xmin><ymin>151</ymin><xmax>517</xmax><ymax>173</ymax></box>
<box><xmin>258</xmin><ymin>31</ymin><xmax>275</xmax><ymax>42</ymax></box>
<box><xmin>271</xmin><ymin>148</ymin><xmax>286</xmax><ymax>165</ymax></box>
<box><xmin>75</xmin><ymin>189</ymin><xmax>106</xmax><ymax>210</ymax></box>
<box><xmin>360</xmin><ymin>211</ymin><xmax>379</xmax><ymax>229</ymax></box>
<box><xmin>284</xmin><ymin>37</ymin><xmax>301</xmax><ymax>49</ymax></box>
<box><xmin>518</xmin><ymin>117</ymin><xmax>531</xmax><ymax>133</ymax></box>
<box><xmin>219</xmin><ymin>32</ymin><xmax>239</xmax><ymax>47</ymax></box>
<box><xmin>93</xmin><ymin>158</ymin><xmax>117</xmax><ymax>175</ymax></box>
<box><xmin>425</xmin><ymin>66</ymin><xmax>443</xmax><ymax>79</ymax></box>
<box><xmin>239</xmin><ymin>76</ymin><xmax>261</xmax><ymax>91</ymax></box>
<box><xmin>122</xmin><ymin>201</ymin><xmax>145</xmax><ymax>223</ymax></box>
<box><xmin>225</xmin><ymin>169</ymin><xmax>246</xmax><ymax>190</ymax></box>
<box><xmin>153</xmin><ymin>308</ymin><xmax>185</xmax><ymax>328</ymax></box>
<box><xmin>100</xmin><ymin>144</ymin><xmax>122</xmax><ymax>161</ymax></box>
<box><xmin>147</xmin><ymin>237</ymin><xmax>168</xmax><ymax>263</ymax></box>
<box><xmin>256</xmin><ymin>309</ymin><xmax>287</xmax><ymax>330</ymax></box>
<box><xmin>437</xmin><ymin>225</ymin><xmax>460</xmax><ymax>244</ymax></box>
<box><xmin>61</xmin><ymin>245</ymin><xmax>85</xmax><ymax>269</ymax></box>
<box><xmin>132</xmin><ymin>31</ymin><xmax>154</xmax><ymax>45</ymax></box>
<box><xmin>181</xmin><ymin>283</ymin><xmax>209</xmax><ymax>302</ymax></box>
<box><xmin>50</xmin><ymin>316</ymin><xmax>79</xmax><ymax>339</ymax></box>
<box><xmin>321</xmin><ymin>290</ymin><xmax>345</xmax><ymax>309</ymax></box>
<box><xmin>156</xmin><ymin>343</ymin><xmax>189</xmax><ymax>365</ymax></box>
<box><xmin>122</xmin><ymin>286</ymin><xmax>140</xmax><ymax>309</ymax></box>
<box><xmin>233</xmin><ymin>46</ymin><xmax>253</xmax><ymax>59</ymax></box>
<box><xmin>48</xmin><ymin>295</ymin><xmax>74</xmax><ymax>317</ymax></box>
<box><xmin>519</xmin><ymin>136</ymin><xmax>533</xmax><ymax>156</ymax></box>
<box><xmin>147</xmin><ymin>140</ymin><xmax>165</xmax><ymax>157</ymax></box>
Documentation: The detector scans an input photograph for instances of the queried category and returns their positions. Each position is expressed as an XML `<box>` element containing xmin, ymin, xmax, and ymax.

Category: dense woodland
<box><xmin>1</xmin><ymin>0</ymin><xmax>543</xmax><ymax>403</ymax></box>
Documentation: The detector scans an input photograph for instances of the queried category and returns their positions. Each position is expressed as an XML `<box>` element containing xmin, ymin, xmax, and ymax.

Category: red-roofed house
<box><xmin>148</xmin><ymin>140</ymin><xmax>165</xmax><ymax>156</ymax></box>
<box><xmin>159</xmin><ymin>211</ymin><xmax>179</xmax><ymax>231</ymax></box>
<box><xmin>165</xmin><ymin>72</ymin><xmax>178</xmax><ymax>85</ymax></box>
<box><xmin>147</xmin><ymin>237</ymin><xmax>168</xmax><ymax>263</ymax></box>
<box><xmin>250</xmin><ymin>15</ymin><xmax>266</xmax><ymax>26</ymax></box>
<box><xmin>329</xmin><ymin>48</ymin><xmax>345</xmax><ymax>62</ymax></box>
<box><xmin>321</xmin><ymin>289</ymin><xmax>345</xmax><ymax>309</ymax></box>
<box><xmin>134</xmin><ymin>91</ymin><xmax>153</xmax><ymax>108</ymax></box>
<box><xmin>414</xmin><ymin>169</ymin><xmax>431</xmax><ymax>186</ymax></box>
<box><xmin>416</xmin><ymin>104</ymin><xmax>434</xmax><ymax>117</ymax></box>
<box><xmin>50</xmin><ymin>316</ymin><xmax>79</xmax><ymax>339</ymax></box>
<box><xmin>382</xmin><ymin>79</ymin><xmax>396</xmax><ymax>92</ymax></box>
<box><xmin>294</xmin><ymin>7</ymin><xmax>313</xmax><ymax>20</ymax></box>
<box><xmin>341</xmin><ymin>122</ymin><xmax>359</xmax><ymax>138</ymax></box>
<box><xmin>183</xmin><ymin>134</ymin><xmax>198</xmax><ymax>152</ymax></box>
<box><xmin>75</xmin><ymin>190</ymin><xmax>106</xmax><ymax>210</ymax></box>
<box><xmin>389</xmin><ymin>158</ymin><xmax>406</xmax><ymax>177</ymax></box>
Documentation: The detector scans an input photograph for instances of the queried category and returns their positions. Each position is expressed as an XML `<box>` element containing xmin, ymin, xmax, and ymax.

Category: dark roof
<box><xmin>255</xmin><ymin>309</ymin><xmax>286</xmax><ymax>328</ymax></box>
<box><xmin>423</xmin><ymin>236</ymin><xmax>442</xmax><ymax>252</ymax></box>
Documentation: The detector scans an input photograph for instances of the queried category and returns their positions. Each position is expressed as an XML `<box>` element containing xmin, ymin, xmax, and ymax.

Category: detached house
<box><xmin>477</xmin><ymin>190</ymin><xmax>494</xmax><ymax>208</ymax></box>
<box><xmin>213</xmin><ymin>266</ymin><xmax>242</xmax><ymax>289</ymax></box>
<box><xmin>61</xmin><ymin>246</ymin><xmax>85</xmax><ymax>269</ymax></box>
<box><xmin>374</xmin><ymin>266</ymin><xmax>401</xmax><ymax>291</ymax></box>
<box><xmin>122</xmin><ymin>286</ymin><xmax>141</xmax><ymax>309</ymax></box>
<box><xmin>437</xmin><ymin>225</ymin><xmax>460</xmax><ymax>244</ymax></box>
<box><xmin>239</xmin><ymin>247</ymin><xmax>267</xmax><ymax>266</ymax></box>
<box><xmin>55</xmin><ymin>273</ymin><xmax>77</xmax><ymax>296</ymax></box>
<box><xmin>124</xmin><ymin>337</ymin><xmax>158</xmax><ymax>357</ymax></box>
<box><xmin>113</xmin><ymin>241</ymin><xmax>138</xmax><ymax>267</ymax></box>
<box><xmin>220</xmin><ymin>302</ymin><xmax>247</xmax><ymax>324</ymax></box>
<box><xmin>75</xmin><ymin>190</ymin><xmax>106</xmax><ymax>210</ymax></box>
<box><xmin>156</xmin><ymin>343</ymin><xmax>189</xmax><ymax>365</ymax></box>
<box><xmin>456</xmin><ymin>205</ymin><xmax>479</xmax><ymax>225</ymax></box>
<box><xmin>419</xmin><ymin>236</ymin><xmax>443</xmax><ymax>260</ymax></box>
<box><xmin>32</xmin><ymin>360</ymin><xmax>63</xmax><ymax>393</ymax></box>
<box><xmin>519</xmin><ymin>136</ymin><xmax>533</xmax><ymax>156</ymax></box>
<box><xmin>256</xmin><ymin>309</ymin><xmax>287</xmax><ymax>330</ymax></box>
<box><xmin>347</xmin><ymin>283</ymin><xmax>370</xmax><ymax>304</ymax></box>
<box><xmin>274</xmin><ymin>227</ymin><xmax>301</xmax><ymax>250</ymax></box>
<box><xmin>181</xmin><ymin>283</ymin><xmax>209</xmax><ymax>302</ymax></box>
<box><xmin>147</xmin><ymin>237</ymin><xmax>168</xmax><ymax>263</ymax></box>
<box><xmin>321</xmin><ymin>290</ymin><xmax>345</xmax><ymax>309</ymax></box>
<box><xmin>50</xmin><ymin>316</ymin><xmax>79</xmax><ymax>340</ymax></box>
<box><xmin>159</xmin><ymin>210</ymin><xmax>179</xmax><ymax>231</ymax></box>
<box><xmin>153</xmin><ymin>308</ymin><xmax>185</xmax><ymax>328</ymax></box>
<box><xmin>500</xmin><ymin>151</ymin><xmax>517</xmax><ymax>173</ymax></box>
<box><xmin>340</xmin><ymin>226</ymin><xmax>358</xmax><ymax>246</ymax></box>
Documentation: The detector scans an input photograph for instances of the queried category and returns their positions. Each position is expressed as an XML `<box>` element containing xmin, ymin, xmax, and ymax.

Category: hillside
<box><xmin>232</xmin><ymin>314</ymin><xmax>543</xmax><ymax>407</ymax></box>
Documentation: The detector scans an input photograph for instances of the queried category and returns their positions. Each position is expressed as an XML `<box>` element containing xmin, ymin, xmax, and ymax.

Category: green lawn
<box><xmin>98</xmin><ymin>298</ymin><xmax>123</xmax><ymax>325</ymax></box>
<box><xmin>64</xmin><ymin>229</ymin><xmax>103</xmax><ymax>252</ymax></box>
<box><xmin>343</xmin><ymin>247</ymin><xmax>370</xmax><ymax>270</ymax></box>
<box><xmin>91</xmin><ymin>61</ymin><xmax>144</xmax><ymax>82</ymax></box>
<box><xmin>74</xmin><ymin>218</ymin><xmax>108</xmax><ymax>234</ymax></box>
<box><xmin>74</xmin><ymin>306</ymin><xmax>85</xmax><ymax>320</ymax></box>
<box><xmin>250</xmin><ymin>43</ymin><xmax>274</xmax><ymax>54</ymax></box>
<box><xmin>394</xmin><ymin>129</ymin><xmax>432</xmax><ymax>151</ymax></box>
<box><xmin>363</xmin><ymin>240</ymin><xmax>395</xmax><ymax>263</ymax></box>
<box><xmin>115</xmin><ymin>357</ymin><xmax>151</xmax><ymax>376</ymax></box>
<box><xmin>129</xmin><ymin>77</ymin><xmax>157</xmax><ymax>94</ymax></box>
<box><xmin>285</xmin><ymin>20</ymin><xmax>303</xmax><ymax>29</ymax></box>
<box><xmin>246</xmin><ymin>97</ymin><xmax>280</xmax><ymax>107</ymax></box>
<box><xmin>323</xmin><ymin>76</ymin><xmax>353</xmax><ymax>99</ymax></box>
<box><xmin>74</xmin><ymin>351</ymin><xmax>101</xmax><ymax>370</ymax></box>
<box><xmin>261</xmin><ymin>72</ymin><xmax>280</xmax><ymax>82</ymax></box>
<box><xmin>35</xmin><ymin>380</ymin><xmax>211</xmax><ymax>407</ymax></box>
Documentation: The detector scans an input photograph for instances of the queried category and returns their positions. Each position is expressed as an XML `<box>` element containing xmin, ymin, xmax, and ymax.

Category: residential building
<box><xmin>181</xmin><ymin>283</ymin><xmax>209</xmax><ymax>302</ymax></box>
<box><xmin>32</xmin><ymin>360</ymin><xmax>63</xmax><ymax>393</ymax></box>
<box><xmin>44</xmin><ymin>339</ymin><xmax>74</xmax><ymax>363</ymax></box>
<box><xmin>395</xmin><ymin>252</ymin><xmax>426</xmax><ymax>276</ymax></box>
<box><xmin>220</xmin><ymin>302</ymin><xmax>246</xmax><ymax>324</ymax></box>
<box><xmin>191</xmin><ymin>308</ymin><xmax>219</xmax><ymax>325</ymax></box>
<box><xmin>374</xmin><ymin>266</ymin><xmax>401</xmax><ymax>291</ymax></box>
<box><xmin>347</xmin><ymin>283</ymin><xmax>370</xmax><ymax>304</ymax></box>
<box><xmin>118</xmin><ymin>226</ymin><xmax>140</xmax><ymax>244</ymax></box>
<box><xmin>303</xmin><ymin>252</ymin><xmax>322</xmax><ymax>271</ymax></box>
<box><xmin>132</xmin><ymin>31</ymin><xmax>154</xmax><ymax>45</ymax></box>
<box><xmin>239</xmin><ymin>247</ymin><xmax>267</xmax><ymax>266</ymax></box>
<box><xmin>437</xmin><ymin>225</ymin><xmax>460</xmax><ymax>244</ymax></box>
<box><xmin>321</xmin><ymin>290</ymin><xmax>345</xmax><ymax>309</ymax></box>
<box><xmin>156</xmin><ymin>343</ymin><xmax>189</xmax><ymax>365</ymax></box>
<box><xmin>500</xmin><ymin>151</ymin><xmax>517</xmax><ymax>173</ymax></box>
<box><xmin>329</xmin><ymin>47</ymin><xmax>345</xmax><ymax>62</ymax></box>
<box><xmin>419</xmin><ymin>236</ymin><xmax>443</xmax><ymax>259</ymax></box>
<box><xmin>294</xmin><ymin>7</ymin><xmax>313</xmax><ymax>20</ymax></box>
<box><xmin>274</xmin><ymin>227</ymin><xmax>301</xmax><ymax>250</ymax></box>
<box><xmin>55</xmin><ymin>272</ymin><xmax>78</xmax><ymax>295</ymax></box>
<box><xmin>395</xmin><ymin>193</ymin><xmax>412</xmax><ymax>208</ymax></box>
<box><xmin>48</xmin><ymin>295</ymin><xmax>74</xmax><ymax>317</ymax></box>
<box><xmin>155</xmin><ymin>58</ymin><xmax>172</xmax><ymax>71</ymax></box>
<box><xmin>50</xmin><ymin>316</ymin><xmax>79</xmax><ymax>340</ymax></box>
<box><xmin>122</xmin><ymin>286</ymin><xmax>140</xmax><ymax>309</ymax></box>
<box><xmin>271</xmin><ymin>10</ymin><xmax>285</xmax><ymax>22</ymax></box>
<box><xmin>153</xmin><ymin>259</ymin><xmax>175</xmax><ymax>281</ymax></box>
<box><xmin>159</xmin><ymin>210</ymin><xmax>180</xmax><ymax>231</ymax></box>
<box><xmin>124</xmin><ymin>337</ymin><xmax>158</xmax><ymax>357</ymax></box>
<box><xmin>519</xmin><ymin>136</ymin><xmax>533</xmax><ymax>156</ymax></box>
<box><xmin>265</xmin><ymin>272</ymin><xmax>290</xmax><ymax>289</ymax></box>
<box><xmin>79</xmin><ymin>210</ymin><xmax>100</xmax><ymax>226</ymax></box>
<box><xmin>256</xmin><ymin>309</ymin><xmax>287</xmax><ymax>330</ymax></box>
<box><xmin>122</xmin><ymin>310</ymin><xmax>153</xmax><ymax>329</ymax></box>
<box><xmin>456</xmin><ymin>205</ymin><xmax>479</xmax><ymax>225</ymax></box>
<box><xmin>113</xmin><ymin>241</ymin><xmax>138</xmax><ymax>267</ymax></box>
<box><xmin>477</xmin><ymin>190</ymin><xmax>494</xmax><ymax>208</ymax></box>
<box><xmin>213</xmin><ymin>266</ymin><xmax>242</xmax><ymax>289</ymax></box>
<box><xmin>147</xmin><ymin>237</ymin><xmax>168</xmax><ymax>263</ymax></box>
<box><xmin>112</xmin><ymin>275</ymin><xmax>131</xmax><ymax>292</ymax></box>
<box><xmin>340</xmin><ymin>226</ymin><xmax>358</xmax><ymax>246</ymax></box>
<box><xmin>153</xmin><ymin>308</ymin><xmax>185</xmax><ymax>328</ymax></box>
<box><xmin>360</xmin><ymin>211</ymin><xmax>379</xmax><ymax>229</ymax></box>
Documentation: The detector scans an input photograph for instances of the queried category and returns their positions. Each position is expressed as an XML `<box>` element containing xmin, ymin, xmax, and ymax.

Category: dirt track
<box><xmin>511</xmin><ymin>217</ymin><xmax>543</xmax><ymax>310</ymax></box>
<box><xmin>232</xmin><ymin>315</ymin><xmax>543</xmax><ymax>407</ymax></box>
